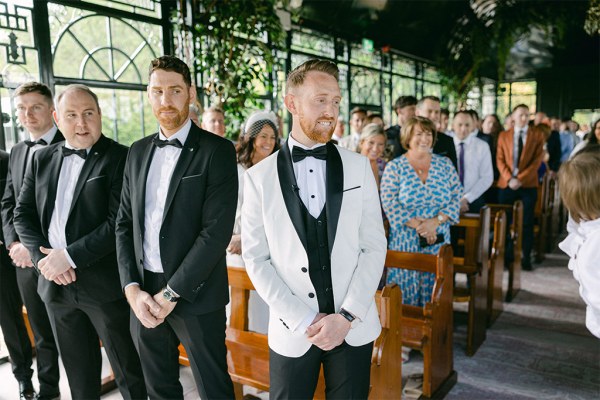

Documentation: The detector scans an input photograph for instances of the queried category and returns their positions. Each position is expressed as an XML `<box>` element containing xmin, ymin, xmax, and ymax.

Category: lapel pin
<box><xmin>190</xmin><ymin>148</ymin><xmax>194</xmax><ymax>152</ymax></box>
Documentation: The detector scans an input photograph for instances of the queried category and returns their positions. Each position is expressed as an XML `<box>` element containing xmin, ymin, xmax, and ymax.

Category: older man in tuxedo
<box><xmin>242</xmin><ymin>59</ymin><xmax>387</xmax><ymax>399</ymax></box>
<box><xmin>116</xmin><ymin>55</ymin><xmax>237</xmax><ymax>399</ymax></box>
<box><xmin>496</xmin><ymin>104</ymin><xmax>544</xmax><ymax>270</ymax></box>
<box><xmin>1</xmin><ymin>82</ymin><xmax>62</xmax><ymax>400</ymax></box>
<box><xmin>13</xmin><ymin>84</ymin><xmax>146</xmax><ymax>399</ymax></box>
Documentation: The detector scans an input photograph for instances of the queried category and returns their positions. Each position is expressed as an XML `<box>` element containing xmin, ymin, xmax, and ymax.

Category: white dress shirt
<box><xmin>453</xmin><ymin>132</ymin><xmax>493</xmax><ymax>203</ymax></box>
<box><xmin>27</xmin><ymin>126</ymin><xmax>58</xmax><ymax>163</ymax></box>
<box><xmin>287</xmin><ymin>134</ymin><xmax>328</xmax><ymax>331</ymax></box>
<box><xmin>142</xmin><ymin>119</ymin><xmax>191</xmax><ymax>273</ymax></box>
<box><xmin>48</xmin><ymin>143</ymin><xmax>88</xmax><ymax>268</ymax></box>
<box><xmin>559</xmin><ymin>217</ymin><xmax>600</xmax><ymax>338</ymax></box>
<box><xmin>288</xmin><ymin>135</ymin><xmax>326</xmax><ymax>218</ymax></box>
<box><xmin>513</xmin><ymin>125</ymin><xmax>528</xmax><ymax>176</ymax></box>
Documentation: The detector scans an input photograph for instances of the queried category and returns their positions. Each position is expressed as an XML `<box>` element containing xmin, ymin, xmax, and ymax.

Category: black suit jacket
<box><xmin>13</xmin><ymin>135</ymin><xmax>128</xmax><ymax>304</ymax></box>
<box><xmin>2</xmin><ymin>130</ymin><xmax>65</xmax><ymax>246</ymax></box>
<box><xmin>115</xmin><ymin>123</ymin><xmax>238</xmax><ymax>316</ymax></box>
<box><xmin>546</xmin><ymin>130</ymin><xmax>562</xmax><ymax>172</ymax></box>
<box><xmin>0</xmin><ymin>150</ymin><xmax>8</xmax><ymax>244</ymax></box>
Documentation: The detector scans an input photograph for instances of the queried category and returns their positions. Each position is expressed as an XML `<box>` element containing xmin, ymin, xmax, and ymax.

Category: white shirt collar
<box><xmin>159</xmin><ymin>119</ymin><xmax>192</xmax><ymax>145</ymax></box>
<box><xmin>287</xmin><ymin>132</ymin><xmax>326</xmax><ymax>151</ymax></box>
<box><xmin>30</xmin><ymin>125</ymin><xmax>58</xmax><ymax>144</ymax></box>
<box><xmin>453</xmin><ymin>133</ymin><xmax>472</xmax><ymax>146</ymax></box>
<box><xmin>514</xmin><ymin>125</ymin><xmax>529</xmax><ymax>135</ymax></box>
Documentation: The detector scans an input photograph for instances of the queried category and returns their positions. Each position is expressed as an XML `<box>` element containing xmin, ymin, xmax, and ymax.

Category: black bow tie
<box><xmin>61</xmin><ymin>147</ymin><xmax>87</xmax><ymax>159</ymax></box>
<box><xmin>153</xmin><ymin>137</ymin><xmax>183</xmax><ymax>149</ymax></box>
<box><xmin>292</xmin><ymin>146</ymin><xmax>327</xmax><ymax>163</ymax></box>
<box><xmin>24</xmin><ymin>138</ymin><xmax>48</xmax><ymax>148</ymax></box>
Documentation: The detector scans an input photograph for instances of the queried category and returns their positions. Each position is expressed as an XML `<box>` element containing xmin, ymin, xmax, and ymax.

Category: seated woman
<box><xmin>558</xmin><ymin>147</ymin><xmax>600</xmax><ymax>338</ymax></box>
<box><xmin>227</xmin><ymin>110</ymin><xmax>280</xmax><ymax>334</ymax></box>
<box><xmin>380</xmin><ymin>116</ymin><xmax>461</xmax><ymax>362</ymax></box>
<box><xmin>381</xmin><ymin>116</ymin><xmax>461</xmax><ymax>304</ymax></box>
<box><xmin>357</xmin><ymin>123</ymin><xmax>387</xmax><ymax>187</ymax></box>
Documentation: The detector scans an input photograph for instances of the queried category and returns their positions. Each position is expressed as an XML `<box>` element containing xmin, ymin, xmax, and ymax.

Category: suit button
<box><xmin>326</xmin><ymin>287</ymin><xmax>331</xmax><ymax>292</ymax></box>
<box><xmin>301</xmin><ymin>267</ymin><xmax>307</xmax><ymax>273</ymax></box>
<box><xmin>317</xmin><ymin>221</ymin><xmax>322</xmax><ymax>226</ymax></box>
<box><xmin>308</xmin><ymin>293</ymin><xmax>315</xmax><ymax>298</ymax></box>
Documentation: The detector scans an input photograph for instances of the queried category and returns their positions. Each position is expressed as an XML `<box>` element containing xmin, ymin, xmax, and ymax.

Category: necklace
<box><xmin>406</xmin><ymin>153</ymin><xmax>431</xmax><ymax>177</ymax></box>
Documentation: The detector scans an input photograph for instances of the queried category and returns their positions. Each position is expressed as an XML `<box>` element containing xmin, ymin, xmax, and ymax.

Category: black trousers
<box><xmin>498</xmin><ymin>187</ymin><xmax>537</xmax><ymax>265</ymax></box>
<box><xmin>0</xmin><ymin>247</ymin><xmax>33</xmax><ymax>382</ymax></box>
<box><xmin>270</xmin><ymin>341</ymin><xmax>373</xmax><ymax>400</ymax></box>
<box><xmin>15</xmin><ymin>266</ymin><xmax>60</xmax><ymax>396</ymax></box>
<box><xmin>46</xmin><ymin>287</ymin><xmax>146</xmax><ymax>400</ymax></box>
<box><xmin>131</xmin><ymin>270</ymin><xmax>234</xmax><ymax>400</ymax></box>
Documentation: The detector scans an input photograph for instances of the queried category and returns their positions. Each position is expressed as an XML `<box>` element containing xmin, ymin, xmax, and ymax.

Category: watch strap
<box><xmin>339</xmin><ymin>308</ymin><xmax>355</xmax><ymax>322</ymax></box>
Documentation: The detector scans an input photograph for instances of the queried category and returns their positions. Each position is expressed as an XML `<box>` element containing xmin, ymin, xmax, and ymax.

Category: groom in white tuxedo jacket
<box><xmin>242</xmin><ymin>59</ymin><xmax>387</xmax><ymax>399</ymax></box>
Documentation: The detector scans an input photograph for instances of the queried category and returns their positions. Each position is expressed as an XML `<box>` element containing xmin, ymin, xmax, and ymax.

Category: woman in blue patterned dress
<box><xmin>381</xmin><ymin>116</ymin><xmax>461</xmax><ymax>308</ymax></box>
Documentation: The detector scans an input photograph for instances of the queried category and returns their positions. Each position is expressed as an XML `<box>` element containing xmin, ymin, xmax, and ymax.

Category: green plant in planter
<box><xmin>189</xmin><ymin>0</ymin><xmax>285</xmax><ymax>139</ymax></box>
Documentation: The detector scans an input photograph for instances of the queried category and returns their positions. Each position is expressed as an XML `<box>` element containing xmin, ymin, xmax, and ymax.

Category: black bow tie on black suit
<box><xmin>24</xmin><ymin>138</ymin><xmax>48</xmax><ymax>148</ymax></box>
<box><xmin>61</xmin><ymin>147</ymin><xmax>87</xmax><ymax>159</ymax></box>
<box><xmin>152</xmin><ymin>137</ymin><xmax>183</xmax><ymax>149</ymax></box>
<box><xmin>292</xmin><ymin>146</ymin><xmax>328</xmax><ymax>163</ymax></box>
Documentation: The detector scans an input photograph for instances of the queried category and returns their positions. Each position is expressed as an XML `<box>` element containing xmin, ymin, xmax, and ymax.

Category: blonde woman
<box><xmin>358</xmin><ymin>123</ymin><xmax>387</xmax><ymax>187</ymax></box>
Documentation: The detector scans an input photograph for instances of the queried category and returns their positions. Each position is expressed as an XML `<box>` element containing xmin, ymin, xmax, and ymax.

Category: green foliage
<box><xmin>189</xmin><ymin>0</ymin><xmax>285</xmax><ymax>137</ymax></box>
<box><xmin>438</xmin><ymin>0</ymin><xmax>586</xmax><ymax>107</ymax></box>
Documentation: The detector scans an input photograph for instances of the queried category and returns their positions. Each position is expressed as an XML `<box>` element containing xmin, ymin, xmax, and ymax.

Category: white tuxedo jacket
<box><xmin>242</xmin><ymin>141</ymin><xmax>386</xmax><ymax>357</ymax></box>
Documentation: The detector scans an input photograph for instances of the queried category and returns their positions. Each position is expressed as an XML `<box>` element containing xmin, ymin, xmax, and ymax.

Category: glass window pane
<box><xmin>49</xmin><ymin>3</ymin><xmax>162</xmax><ymax>84</ymax></box>
<box><xmin>350</xmin><ymin>67</ymin><xmax>380</xmax><ymax>106</ymax></box>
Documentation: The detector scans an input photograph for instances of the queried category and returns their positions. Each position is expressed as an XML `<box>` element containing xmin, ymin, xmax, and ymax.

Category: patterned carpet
<box><xmin>405</xmin><ymin>249</ymin><xmax>600</xmax><ymax>399</ymax></box>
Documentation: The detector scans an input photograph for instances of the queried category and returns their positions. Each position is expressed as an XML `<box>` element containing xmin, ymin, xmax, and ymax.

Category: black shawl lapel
<box><xmin>43</xmin><ymin>147</ymin><xmax>64</xmax><ymax>230</ymax></box>
<box><xmin>14</xmin><ymin>144</ymin><xmax>29</xmax><ymax>192</ymax></box>
<box><xmin>277</xmin><ymin>141</ymin><xmax>308</xmax><ymax>252</ymax></box>
<box><xmin>325</xmin><ymin>142</ymin><xmax>343</xmax><ymax>255</ymax></box>
<box><xmin>137</xmin><ymin>135</ymin><xmax>157</xmax><ymax>235</ymax></box>
<box><xmin>67</xmin><ymin>134</ymin><xmax>108</xmax><ymax>216</ymax></box>
<box><xmin>162</xmin><ymin>126</ymin><xmax>199</xmax><ymax>224</ymax></box>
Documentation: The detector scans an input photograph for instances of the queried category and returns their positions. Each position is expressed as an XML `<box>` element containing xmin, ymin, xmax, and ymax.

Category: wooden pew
<box><xmin>385</xmin><ymin>245</ymin><xmax>457</xmax><ymax>398</ymax></box>
<box><xmin>487</xmin><ymin>210</ymin><xmax>506</xmax><ymax>326</ymax></box>
<box><xmin>452</xmin><ymin>207</ymin><xmax>490</xmax><ymax>356</ymax></box>
<box><xmin>534</xmin><ymin>174</ymin><xmax>558</xmax><ymax>262</ymax></box>
<box><xmin>184</xmin><ymin>267</ymin><xmax>403</xmax><ymax>399</ymax></box>
<box><xmin>488</xmin><ymin>201</ymin><xmax>523</xmax><ymax>302</ymax></box>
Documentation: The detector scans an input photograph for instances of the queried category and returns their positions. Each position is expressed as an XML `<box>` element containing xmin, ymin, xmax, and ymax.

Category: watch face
<box><xmin>163</xmin><ymin>290</ymin><xmax>175</xmax><ymax>302</ymax></box>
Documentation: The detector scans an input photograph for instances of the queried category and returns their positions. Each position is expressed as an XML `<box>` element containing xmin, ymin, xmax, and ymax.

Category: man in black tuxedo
<box><xmin>0</xmin><ymin>82</ymin><xmax>61</xmax><ymax>400</ymax></box>
<box><xmin>385</xmin><ymin>95</ymin><xmax>417</xmax><ymax>159</ymax></box>
<box><xmin>13</xmin><ymin>84</ymin><xmax>146</xmax><ymax>400</ymax></box>
<box><xmin>415</xmin><ymin>96</ymin><xmax>458</xmax><ymax>170</ymax></box>
<box><xmin>116</xmin><ymin>56</ymin><xmax>237</xmax><ymax>399</ymax></box>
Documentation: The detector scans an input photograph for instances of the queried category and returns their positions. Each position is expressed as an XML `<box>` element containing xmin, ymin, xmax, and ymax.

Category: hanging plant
<box><xmin>177</xmin><ymin>0</ymin><xmax>286</xmax><ymax>137</ymax></box>
<box><xmin>438</xmin><ymin>0</ymin><xmax>587</xmax><ymax>106</ymax></box>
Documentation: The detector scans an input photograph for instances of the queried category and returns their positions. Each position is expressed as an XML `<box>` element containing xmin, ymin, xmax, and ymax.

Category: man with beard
<box><xmin>116</xmin><ymin>55</ymin><xmax>237</xmax><ymax>399</ymax></box>
<box><xmin>241</xmin><ymin>59</ymin><xmax>386</xmax><ymax>399</ymax></box>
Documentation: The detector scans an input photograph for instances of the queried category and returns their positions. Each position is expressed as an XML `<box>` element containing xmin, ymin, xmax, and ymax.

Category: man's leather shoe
<box><xmin>18</xmin><ymin>380</ymin><xmax>37</xmax><ymax>400</ymax></box>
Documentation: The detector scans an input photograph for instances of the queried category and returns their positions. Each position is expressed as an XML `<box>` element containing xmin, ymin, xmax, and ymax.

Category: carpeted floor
<box><xmin>405</xmin><ymin>248</ymin><xmax>600</xmax><ymax>399</ymax></box>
